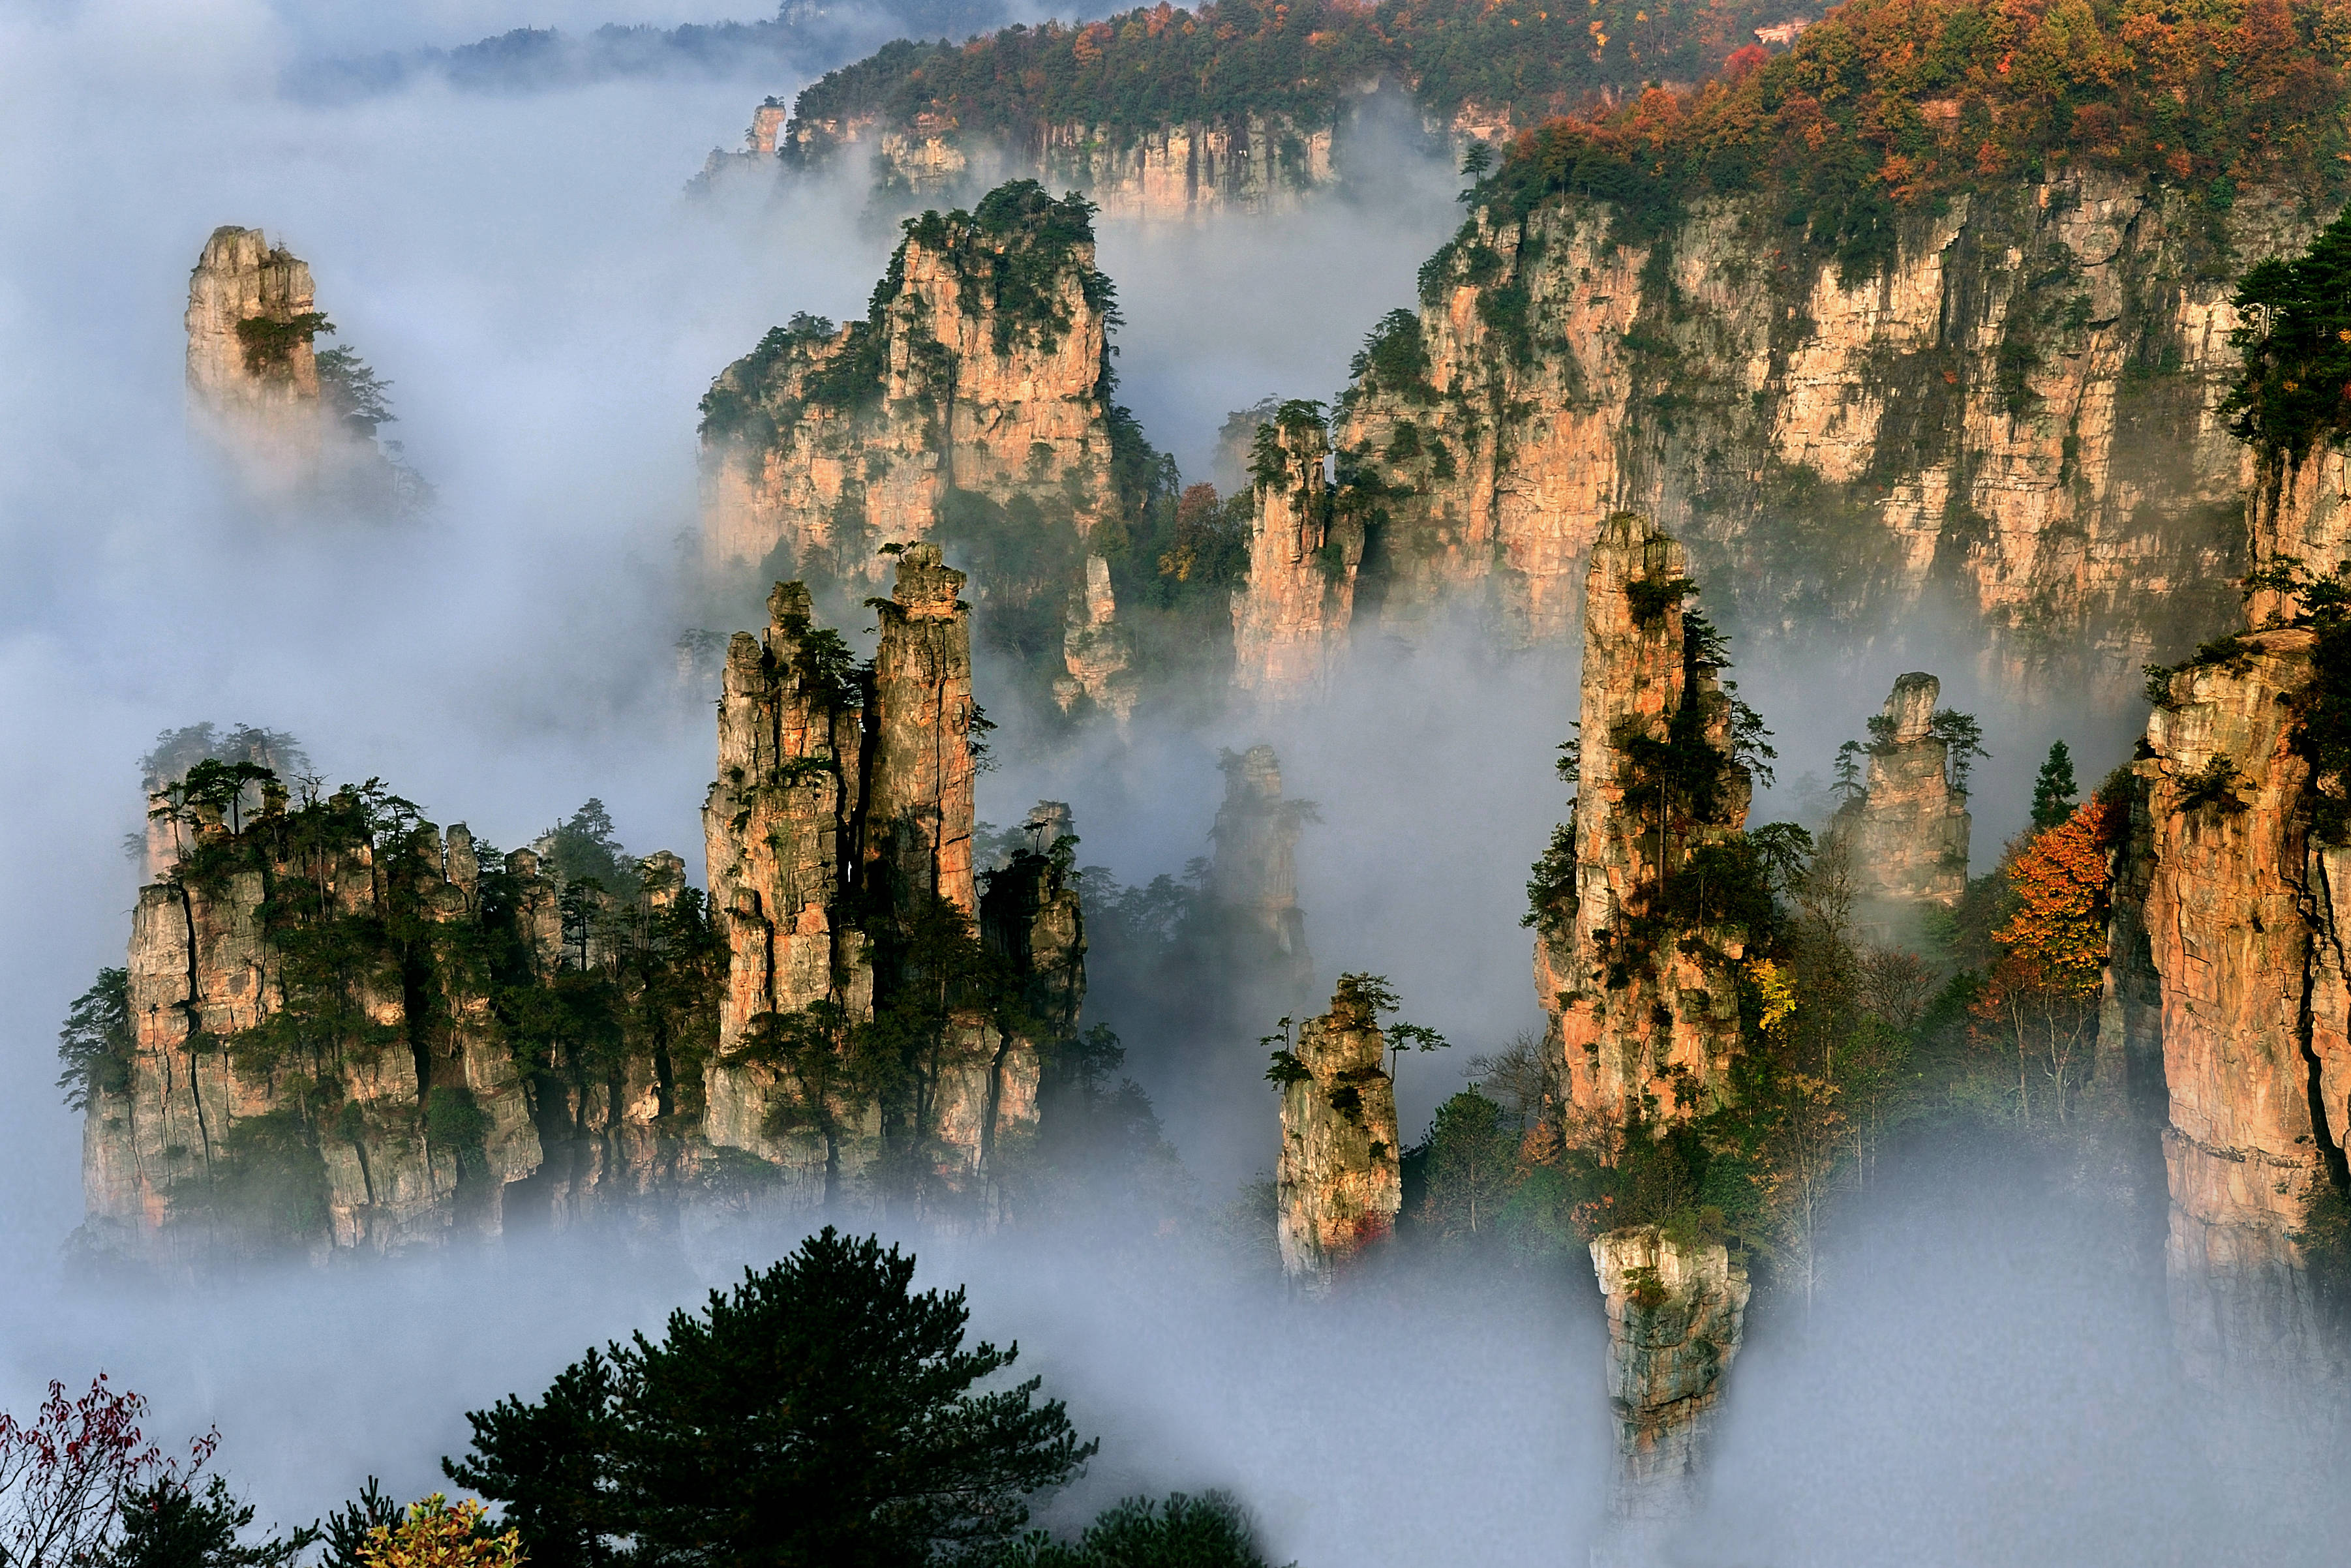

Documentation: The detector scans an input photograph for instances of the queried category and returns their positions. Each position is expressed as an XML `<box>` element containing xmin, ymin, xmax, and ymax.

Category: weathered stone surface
<box><xmin>1834</xmin><ymin>672</ymin><xmax>1970</xmax><ymax>909</ymax></box>
<box><xmin>2139</xmin><ymin>624</ymin><xmax>2350</xmax><ymax>1392</ymax></box>
<box><xmin>1536</xmin><ymin>515</ymin><xmax>1750</xmax><ymax>1139</ymax></box>
<box><xmin>186</xmin><ymin>226</ymin><xmax>320</xmax><ymax>425</ymax></box>
<box><xmin>699</xmin><ymin>192</ymin><xmax>1120</xmax><ymax>584</ymax></box>
<box><xmin>1237</xmin><ymin>173</ymin><xmax>2296</xmax><ymax>701</ymax></box>
<box><xmin>1275</xmin><ymin>982</ymin><xmax>1401</xmax><ymax>1287</ymax></box>
<box><xmin>1590</xmin><ymin>1227</ymin><xmax>1750</xmax><ymax>1526</ymax></box>
<box><xmin>1232</xmin><ymin>408</ymin><xmax>1359</xmax><ymax>699</ymax></box>
<box><xmin>870</xmin><ymin>544</ymin><xmax>979</xmax><ymax>918</ymax></box>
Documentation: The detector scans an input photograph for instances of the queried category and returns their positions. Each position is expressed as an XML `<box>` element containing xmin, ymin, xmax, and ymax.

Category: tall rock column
<box><xmin>1055</xmin><ymin>555</ymin><xmax>1138</xmax><ymax>730</ymax></box>
<box><xmin>186</xmin><ymin>226</ymin><xmax>321</xmax><ymax>426</ymax></box>
<box><xmin>1202</xmin><ymin>744</ymin><xmax>1316</xmax><ymax>1007</ymax></box>
<box><xmin>1535</xmin><ymin>513</ymin><xmax>1752</xmax><ymax>1139</ymax></box>
<box><xmin>868</xmin><ymin>543</ymin><xmax>977</xmax><ymax>918</ymax></box>
<box><xmin>1835</xmin><ymin>672</ymin><xmax>1970</xmax><ymax>910</ymax></box>
<box><xmin>1232</xmin><ymin>406</ymin><xmax>1359</xmax><ymax>699</ymax></box>
<box><xmin>2140</xmin><ymin>626</ymin><xmax>2350</xmax><ymax>1393</ymax></box>
<box><xmin>1590</xmin><ymin>1228</ymin><xmax>1752</xmax><ymax>1549</ymax></box>
<box><xmin>972</xmin><ymin>802</ymin><xmax>1087</xmax><ymax>1190</ymax></box>
<box><xmin>1275</xmin><ymin>980</ymin><xmax>1401</xmax><ymax>1288</ymax></box>
<box><xmin>702</xmin><ymin>580</ymin><xmax>874</xmax><ymax>1173</ymax></box>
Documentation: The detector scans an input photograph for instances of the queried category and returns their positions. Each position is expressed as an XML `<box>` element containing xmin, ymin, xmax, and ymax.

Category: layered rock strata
<box><xmin>1275</xmin><ymin>981</ymin><xmax>1401</xmax><ymax>1288</ymax></box>
<box><xmin>1590</xmin><ymin>1227</ymin><xmax>1752</xmax><ymax>1533</ymax></box>
<box><xmin>1237</xmin><ymin>172</ymin><xmax>2307</xmax><ymax>699</ymax></box>
<box><xmin>1834</xmin><ymin>672</ymin><xmax>1970</xmax><ymax>908</ymax></box>
<box><xmin>1232</xmin><ymin>406</ymin><xmax>1359</xmax><ymax>699</ymax></box>
<box><xmin>1534</xmin><ymin>515</ymin><xmax>1752</xmax><ymax>1139</ymax></box>
<box><xmin>698</xmin><ymin>184</ymin><xmax>1121</xmax><ymax>587</ymax></box>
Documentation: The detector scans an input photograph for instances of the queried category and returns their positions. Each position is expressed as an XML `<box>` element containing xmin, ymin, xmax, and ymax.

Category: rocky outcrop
<box><xmin>1275</xmin><ymin>979</ymin><xmax>1401</xmax><ymax>1288</ymax></box>
<box><xmin>700</xmin><ymin>550</ymin><xmax>1070</xmax><ymax>1214</ymax></box>
<box><xmin>698</xmin><ymin>183</ymin><xmax>1122</xmax><ymax>588</ymax></box>
<box><xmin>80</xmin><ymin>787</ymin><xmax>703</xmax><ymax>1269</ymax></box>
<box><xmin>1055</xmin><ymin>556</ymin><xmax>1138</xmax><ymax>729</ymax></box>
<box><xmin>1834</xmin><ymin>672</ymin><xmax>1970</xmax><ymax>909</ymax></box>
<box><xmin>1239</xmin><ymin>172</ymin><xmax>2305</xmax><ymax>701</ymax></box>
<box><xmin>2138</xmin><ymin>624</ymin><xmax>2351</xmax><ymax>1393</ymax></box>
<box><xmin>1590</xmin><ymin>1227</ymin><xmax>1751</xmax><ymax>1533</ymax></box>
<box><xmin>1534</xmin><ymin>516</ymin><xmax>1752</xmax><ymax>1140</ymax></box>
<box><xmin>789</xmin><ymin>109</ymin><xmax>1339</xmax><ymax>220</ymax></box>
<box><xmin>1232</xmin><ymin>405</ymin><xmax>1359</xmax><ymax>698</ymax></box>
<box><xmin>1200</xmin><ymin>744</ymin><xmax>1316</xmax><ymax>1008</ymax></box>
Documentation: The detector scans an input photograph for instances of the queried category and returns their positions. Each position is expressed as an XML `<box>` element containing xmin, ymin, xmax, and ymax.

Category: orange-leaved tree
<box><xmin>1973</xmin><ymin>800</ymin><xmax>2118</xmax><ymax>1123</ymax></box>
<box><xmin>359</xmin><ymin>1496</ymin><xmax>521</xmax><ymax>1568</ymax></box>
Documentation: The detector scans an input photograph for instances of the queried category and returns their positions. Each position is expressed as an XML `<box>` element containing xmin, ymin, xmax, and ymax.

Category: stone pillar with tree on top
<box><xmin>1830</xmin><ymin>671</ymin><xmax>1974</xmax><ymax>935</ymax></box>
<box><xmin>1270</xmin><ymin>975</ymin><xmax>1403</xmax><ymax>1290</ymax></box>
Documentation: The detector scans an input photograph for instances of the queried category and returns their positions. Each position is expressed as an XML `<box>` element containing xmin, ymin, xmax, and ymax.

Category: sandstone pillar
<box><xmin>1275</xmin><ymin>980</ymin><xmax>1401</xmax><ymax>1288</ymax></box>
<box><xmin>868</xmin><ymin>543</ymin><xmax>977</xmax><ymax>918</ymax></box>
<box><xmin>1232</xmin><ymin>406</ymin><xmax>1358</xmax><ymax>699</ymax></box>
<box><xmin>1202</xmin><ymin>744</ymin><xmax>1316</xmax><ymax>1010</ymax></box>
<box><xmin>1834</xmin><ymin>671</ymin><xmax>1969</xmax><ymax>917</ymax></box>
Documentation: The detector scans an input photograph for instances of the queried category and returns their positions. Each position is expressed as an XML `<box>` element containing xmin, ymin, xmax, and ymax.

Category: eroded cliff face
<box><xmin>1590</xmin><ymin>1227</ymin><xmax>1751</xmax><ymax>1531</ymax></box>
<box><xmin>1534</xmin><ymin>515</ymin><xmax>1751</xmax><ymax>1139</ymax></box>
<box><xmin>1835</xmin><ymin>671</ymin><xmax>1969</xmax><ymax>910</ymax></box>
<box><xmin>1275</xmin><ymin>982</ymin><xmax>1401</xmax><ymax>1288</ymax></box>
<box><xmin>2139</xmin><ymin>625</ymin><xmax>2351</xmax><ymax>1392</ymax></box>
<box><xmin>82</xmin><ymin>794</ymin><xmax>699</xmax><ymax>1269</ymax></box>
<box><xmin>1232</xmin><ymin>408</ymin><xmax>1359</xmax><ymax>699</ymax></box>
<box><xmin>1239</xmin><ymin>172</ymin><xmax>2302</xmax><ymax>699</ymax></box>
<box><xmin>186</xmin><ymin>226</ymin><xmax>327</xmax><ymax>486</ymax></box>
<box><xmin>699</xmin><ymin>186</ymin><xmax>1121</xmax><ymax>586</ymax></box>
<box><xmin>699</xmin><ymin>549</ymin><xmax>1066</xmax><ymax>1215</ymax></box>
<box><xmin>791</xmin><ymin>111</ymin><xmax>1339</xmax><ymax>220</ymax></box>
<box><xmin>1055</xmin><ymin>556</ymin><xmax>1139</xmax><ymax>729</ymax></box>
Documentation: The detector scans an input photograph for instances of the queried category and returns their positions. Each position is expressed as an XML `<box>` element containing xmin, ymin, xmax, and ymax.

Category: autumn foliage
<box><xmin>1992</xmin><ymin>799</ymin><xmax>2119</xmax><ymax>992</ymax></box>
<box><xmin>358</xmin><ymin>1496</ymin><xmax>521</xmax><ymax>1568</ymax></box>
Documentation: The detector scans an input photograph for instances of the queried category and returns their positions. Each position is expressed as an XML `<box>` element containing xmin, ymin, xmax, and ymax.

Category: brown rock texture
<box><xmin>1237</xmin><ymin>173</ymin><xmax>2302</xmax><ymax>700</ymax></box>
<box><xmin>80</xmin><ymin>789</ymin><xmax>706</xmax><ymax>1268</ymax></box>
<box><xmin>1590</xmin><ymin>1226</ymin><xmax>1752</xmax><ymax>1526</ymax></box>
<box><xmin>186</xmin><ymin>226</ymin><xmax>321</xmax><ymax>422</ymax></box>
<box><xmin>1834</xmin><ymin>672</ymin><xmax>1970</xmax><ymax>907</ymax></box>
<box><xmin>1275</xmin><ymin>981</ymin><xmax>1401</xmax><ymax>1288</ymax></box>
<box><xmin>1232</xmin><ymin>406</ymin><xmax>1360</xmax><ymax>699</ymax></box>
<box><xmin>2138</xmin><ymin>622</ymin><xmax>2351</xmax><ymax>1392</ymax></box>
<box><xmin>698</xmin><ymin>187</ymin><xmax>1121</xmax><ymax>585</ymax></box>
<box><xmin>869</xmin><ymin>544</ymin><xmax>979</xmax><ymax>919</ymax></box>
<box><xmin>1534</xmin><ymin>515</ymin><xmax>1752</xmax><ymax>1138</ymax></box>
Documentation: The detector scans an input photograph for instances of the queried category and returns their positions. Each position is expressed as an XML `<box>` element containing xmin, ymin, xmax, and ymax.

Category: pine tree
<box><xmin>2031</xmin><ymin>741</ymin><xmax>2079</xmax><ymax>831</ymax></box>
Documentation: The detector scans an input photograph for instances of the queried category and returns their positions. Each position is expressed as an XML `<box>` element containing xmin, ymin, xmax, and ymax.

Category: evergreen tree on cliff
<box><xmin>444</xmin><ymin>1228</ymin><xmax>1093</xmax><ymax>1568</ymax></box>
<box><xmin>2029</xmin><ymin>741</ymin><xmax>2078</xmax><ymax>832</ymax></box>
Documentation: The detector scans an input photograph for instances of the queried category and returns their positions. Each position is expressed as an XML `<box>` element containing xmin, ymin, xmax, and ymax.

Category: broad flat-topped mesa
<box><xmin>1590</xmin><ymin>1227</ymin><xmax>1751</xmax><ymax>1547</ymax></box>
<box><xmin>698</xmin><ymin>182</ymin><xmax>1121</xmax><ymax>582</ymax></box>
<box><xmin>1836</xmin><ymin>671</ymin><xmax>1971</xmax><ymax>911</ymax></box>
<box><xmin>1535</xmin><ymin>513</ymin><xmax>1752</xmax><ymax>1139</ymax></box>
<box><xmin>1275</xmin><ymin>979</ymin><xmax>1401</xmax><ymax>1289</ymax></box>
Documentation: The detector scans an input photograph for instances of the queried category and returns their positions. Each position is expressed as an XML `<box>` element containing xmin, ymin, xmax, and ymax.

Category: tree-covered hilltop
<box><xmin>784</xmin><ymin>0</ymin><xmax>1821</xmax><ymax>160</ymax></box>
<box><xmin>1448</xmin><ymin>0</ymin><xmax>2351</xmax><ymax>284</ymax></box>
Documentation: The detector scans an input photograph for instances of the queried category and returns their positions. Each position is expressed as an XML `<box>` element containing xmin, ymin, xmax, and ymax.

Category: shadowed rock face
<box><xmin>1202</xmin><ymin>744</ymin><xmax>1316</xmax><ymax>1006</ymax></box>
<box><xmin>1535</xmin><ymin>514</ymin><xmax>1751</xmax><ymax>1140</ymax></box>
<box><xmin>1275</xmin><ymin>983</ymin><xmax>1401</xmax><ymax>1288</ymax></box>
<box><xmin>1590</xmin><ymin>1228</ymin><xmax>1750</xmax><ymax>1536</ymax></box>
<box><xmin>1837</xmin><ymin>671</ymin><xmax>1970</xmax><ymax>910</ymax></box>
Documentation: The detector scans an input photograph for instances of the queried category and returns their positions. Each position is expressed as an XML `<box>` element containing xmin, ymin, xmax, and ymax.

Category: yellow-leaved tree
<box><xmin>359</xmin><ymin>1496</ymin><xmax>521</xmax><ymax>1568</ymax></box>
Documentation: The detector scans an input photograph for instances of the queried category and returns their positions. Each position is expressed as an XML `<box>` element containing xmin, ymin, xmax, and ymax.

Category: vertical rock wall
<box><xmin>185</xmin><ymin>226</ymin><xmax>321</xmax><ymax>424</ymax></box>
<box><xmin>1232</xmin><ymin>408</ymin><xmax>1358</xmax><ymax>698</ymax></box>
<box><xmin>868</xmin><ymin>544</ymin><xmax>978</xmax><ymax>919</ymax></box>
<box><xmin>1590</xmin><ymin>1228</ymin><xmax>1751</xmax><ymax>1535</ymax></box>
<box><xmin>1055</xmin><ymin>555</ymin><xmax>1138</xmax><ymax>728</ymax></box>
<box><xmin>1202</xmin><ymin>744</ymin><xmax>1316</xmax><ymax>1008</ymax></box>
<box><xmin>1535</xmin><ymin>515</ymin><xmax>1752</xmax><ymax>1139</ymax></box>
<box><xmin>1275</xmin><ymin>982</ymin><xmax>1401</xmax><ymax>1288</ymax></box>
<box><xmin>1235</xmin><ymin>173</ymin><xmax>2302</xmax><ymax>702</ymax></box>
<box><xmin>699</xmin><ymin>187</ymin><xmax>1121</xmax><ymax>583</ymax></box>
<box><xmin>1836</xmin><ymin>672</ymin><xmax>1970</xmax><ymax>909</ymax></box>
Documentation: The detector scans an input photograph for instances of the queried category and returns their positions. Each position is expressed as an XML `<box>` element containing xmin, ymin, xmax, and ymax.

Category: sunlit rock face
<box><xmin>1237</xmin><ymin>172</ymin><xmax>2299</xmax><ymax>701</ymax></box>
<box><xmin>1535</xmin><ymin>515</ymin><xmax>1750</xmax><ymax>1141</ymax></box>
<box><xmin>1590</xmin><ymin>1227</ymin><xmax>1750</xmax><ymax>1539</ymax></box>
<box><xmin>698</xmin><ymin>187</ymin><xmax>1121</xmax><ymax>584</ymax></box>
<box><xmin>1836</xmin><ymin>672</ymin><xmax>1970</xmax><ymax>909</ymax></box>
<box><xmin>1275</xmin><ymin>983</ymin><xmax>1401</xmax><ymax>1288</ymax></box>
<box><xmin>701</xmin><ymin>550</ymin><xmax>1057</xmax><ymax>1213</ymax></box>
<box><xmin>1232</xmin><ymin>407</ymin><xmax>1359</xmax><ymax>699</ymax></box>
